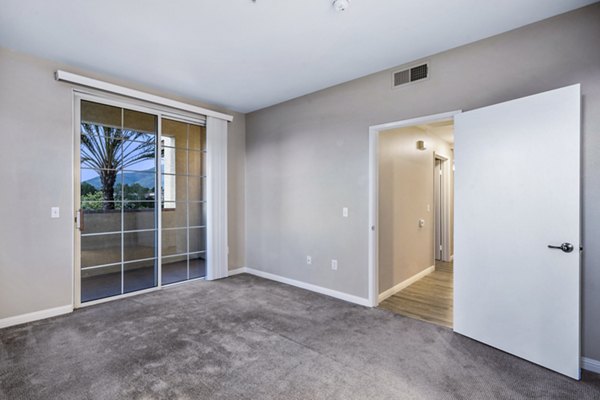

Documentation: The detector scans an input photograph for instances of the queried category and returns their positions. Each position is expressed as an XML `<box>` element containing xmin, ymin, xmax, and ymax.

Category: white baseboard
<box><xmin>228</xmin><ymin>267</ymin><xmax>371</xmax><ymax>307</ymax></box>
<box><xmin>228</xmin><ymin>267</ymin><xmax>247</xmax><ymax>276</ymax></box>
<box><xmin>0</xmin><ymin>305</ymin><xmax>73</xmax><ymax>329</ymax></box>
<box><xmin>581</xmin><ymin>357</ymin><xmax>600</xmax><ymax>374</ymax></box>
<box><xmin>378</xmin><ymin>265</ymin><xmax>435</xmax><ymax>303</ymax></box>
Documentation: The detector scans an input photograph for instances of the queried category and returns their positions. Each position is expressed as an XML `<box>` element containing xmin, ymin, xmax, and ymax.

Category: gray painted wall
<box><xmin>0</xmin><ymin>48</ymin><xmax>246</xmax><ymax>319</ymax></box>
<box><xmin>379</xmin><ymin>126</ymin><xmax>453</xmax><ymax>292</ymax></box>
<box><xmin>246</xmin><ymin>4</ymin><xmax>600</xmax><ymax>359</ymax></box>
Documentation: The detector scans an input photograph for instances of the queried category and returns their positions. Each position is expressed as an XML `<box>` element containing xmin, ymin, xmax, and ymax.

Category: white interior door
<box><xmin>454</xmin><ymin>85</ymin><xmax>581</xmax><ymax>379</ymax></box>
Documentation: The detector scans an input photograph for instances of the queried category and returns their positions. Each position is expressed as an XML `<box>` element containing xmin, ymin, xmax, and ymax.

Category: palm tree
<box><xmin>80</xmin><ymin>123</ymin><xmax>155</xmax><ymax>210</ymax></box>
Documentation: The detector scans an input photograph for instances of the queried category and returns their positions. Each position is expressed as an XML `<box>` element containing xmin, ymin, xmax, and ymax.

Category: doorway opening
<box><xmin>368</xmin><ymin>111</ymin><xmax>458</xmax><ymax>328</ymax></box>
<box><xmin>368</xmin><ymin>85</ymin><xmax>581</xmax><ymax>379</ymax></box>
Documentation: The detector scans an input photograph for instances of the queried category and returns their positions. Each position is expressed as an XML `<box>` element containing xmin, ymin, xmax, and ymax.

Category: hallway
<box><xmin>379</xmin><ymin>261</ymin><xmax>453</xmax><ymax>328</ymax></box>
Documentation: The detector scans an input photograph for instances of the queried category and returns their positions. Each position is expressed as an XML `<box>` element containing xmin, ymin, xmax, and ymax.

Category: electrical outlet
<box><xmin>306</xmin><ymin>256</ymin><xmax>312</xmax><ymax>265</ymax></box>
<box><xmin>331</xmin><ymin>259</ymin><xmax>338</xmax><ymax>271</ymax></box>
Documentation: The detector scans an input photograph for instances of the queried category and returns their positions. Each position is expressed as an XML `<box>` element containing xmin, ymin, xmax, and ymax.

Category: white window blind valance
<box><xmin>55</xmin><ymin>70</ymin><xmax>233</xmax><ymax>122</ymax></box>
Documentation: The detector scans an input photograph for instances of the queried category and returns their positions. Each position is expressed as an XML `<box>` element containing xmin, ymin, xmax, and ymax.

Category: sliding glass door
<box><xmin>160</xmin><ymin>118</ymin><xmax>207</xmax><ymax>284</ymax></box>
<box><xmin>78</xmin><ymin>100</ymin><xmax>158</xmax><ymax>302</ymax></box>
<box><xmin>77</xmin><ymin>98</ymin><xmax>207</xmax><ymax>304</ymax></box>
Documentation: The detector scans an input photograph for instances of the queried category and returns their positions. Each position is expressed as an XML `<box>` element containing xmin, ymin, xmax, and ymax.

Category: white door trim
<box><xmin>73</xmin><ymin>95</ymin><xmax>81</xmax><ymax>308</ymax></box>
<box><xmin>368</xmin><ymin>110</ymin><xmax>461</xmax><ymax>307</ymax></box>
<box><xmin>433</xmin><ymin>153</ymin><xmax>453</xmax><ymax>262</ymax></box>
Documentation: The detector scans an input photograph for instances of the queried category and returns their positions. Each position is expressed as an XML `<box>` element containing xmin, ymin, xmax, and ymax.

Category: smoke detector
<box><xmin>333</xmin><ymin>0</ymin><xmax>350</xmax><ymax>12</ymax></box>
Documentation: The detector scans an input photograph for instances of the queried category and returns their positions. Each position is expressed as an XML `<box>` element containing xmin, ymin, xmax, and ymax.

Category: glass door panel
<box><xmin>124</xmin><ymin>259</ymin><xmax>157</xmax><ymax>294</ymax></box>
<box><xmin>189</xmin><ymin>253</ymin><xmax>206</xmax><ymax>279</ymax></box>
<box><xmin>188</xmin><ymin>150</ymin><xmax>205</xmax><ymax>177</ymax></box>
<box><xmin>162</xmin><ymin>255</ymin><xmax>188</xmax><ymax>285</ymax></box>
<box><xmin>160</xmin><ymin>118</ymin><xmax>207</xmax><ymax>284</ymax></box>
<box><xmin>80</xmin><ymin>233</ymin><xmax>121</xmax><ymax>268</ymax></box>
<box><xmin>162</xmin><ymin>202</ymin><xmax>187</xmax><ymax>229</ymax></box>
<box><xmin>81</xmin><ymin>265</ymin><xmax>122</xmax><ymax>303</ymax></box>
<box><xmin>161</xmin><ymin>228</ymin><xmax>188</xmax><ymax>256</ymax></box>
<box><xmin>79</xmin><ymin>100</ymin><xmax>158</xmax><ymax>302</ymax></box>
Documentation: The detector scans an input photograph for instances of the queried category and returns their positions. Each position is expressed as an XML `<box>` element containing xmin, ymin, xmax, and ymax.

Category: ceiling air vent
<box><xmin>392</xmin><ymin>62</ymin><xmax>429</xmax><ymax>88</ymax></box>
<box><xmin>393</xmin><ymin>69</ymin><xmax>410</xmax><ymax>86</ymax></box>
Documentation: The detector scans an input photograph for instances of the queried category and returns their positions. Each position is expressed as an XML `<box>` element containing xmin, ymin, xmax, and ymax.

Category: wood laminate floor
<box><xmin>379</xmin><ymin>260</ymin><xmax>453</xmax><ymax>328</ymax></box>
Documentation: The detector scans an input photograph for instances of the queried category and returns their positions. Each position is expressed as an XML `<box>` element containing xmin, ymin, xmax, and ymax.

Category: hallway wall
<box><xmin>379</xmin><ymin>126</ymin><xmax>453</xmax><ymax>292</ymax></box>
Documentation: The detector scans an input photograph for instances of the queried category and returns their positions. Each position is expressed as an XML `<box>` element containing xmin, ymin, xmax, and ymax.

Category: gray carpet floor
<box><xmin>1</xmin><ymin>274</ymin><xmax>599</xmax><ymax>400</ymax></box>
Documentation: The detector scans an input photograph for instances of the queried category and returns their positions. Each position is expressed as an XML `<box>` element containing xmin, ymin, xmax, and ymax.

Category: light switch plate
<box><xmin>342</xmin><ymin>207</ymin><xmax>349</xmax><ymax>217</ymax></box>
<box><xmin>51</xmin><ymin>207</ymin><xmax>60</xmax><ymax>218</ymax></box>
<box><xmin>331</xmin><ymin>259</ymin><xmax>338</xmax><ymax>270</ymax></box>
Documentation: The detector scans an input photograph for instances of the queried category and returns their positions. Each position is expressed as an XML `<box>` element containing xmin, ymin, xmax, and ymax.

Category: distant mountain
<box><xmin>84</xmin><ymin>168</ymin><xmax>156</xmax><ymax>189</ymax></box>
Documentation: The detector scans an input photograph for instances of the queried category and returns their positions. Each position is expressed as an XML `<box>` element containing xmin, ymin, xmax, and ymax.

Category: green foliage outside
<box><xmin>81</xmin><ymin>181</ymin><xmax>97</xmax><ymax>196</ymax></box>
<box><xmin>81</xmin><ymin>183</ymin><xmax>155</xmax><ymax>211</ymax></box>
<box><xmin>81</xmin><ymin>191</ymin><xmax>105</xmax><ymax>210</ymax></box>
<box><xmin>115</xmin><ymin>183</ymin><xmax>155</xmax><ymax>202</ymax></box>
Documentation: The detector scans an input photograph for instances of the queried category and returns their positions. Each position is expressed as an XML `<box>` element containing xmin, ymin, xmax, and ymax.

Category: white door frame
<box><xmin>434</xmin><ymin>156</ymin><xmax>443</xmax><ymax>261</ymax></box>
<box><xmin>367</xmin><ymin>110</ymin><xmax>461</xmax><ymax>307</ymax></box>
<box><xmin>433</xmin><ymin>153</ymin><xmax>453</xmax><ymax>262</ymax></box>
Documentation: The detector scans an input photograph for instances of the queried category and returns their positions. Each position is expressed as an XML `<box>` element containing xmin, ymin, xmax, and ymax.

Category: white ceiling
<box><xmin>0</xmin><ymin>0</ymin><xmax>594</xmax><ymax>113</ymax></box>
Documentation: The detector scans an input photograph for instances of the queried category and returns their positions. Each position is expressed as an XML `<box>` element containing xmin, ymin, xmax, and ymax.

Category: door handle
<box><xmin>548</xmin><ymin>242</ymin><xmax>574</xmax><ymax>253</ymax></box>
<box><xmin>76</xmin><ymin>209</ymin><xmax>84</xmax><ymax>231</ymax></box>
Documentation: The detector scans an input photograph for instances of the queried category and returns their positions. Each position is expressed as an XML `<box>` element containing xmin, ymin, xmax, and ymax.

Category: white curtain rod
<box><xmin>55</xmin><ymin>70</ymin><xmax>233</xmax><ymax>122</ymax></box>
